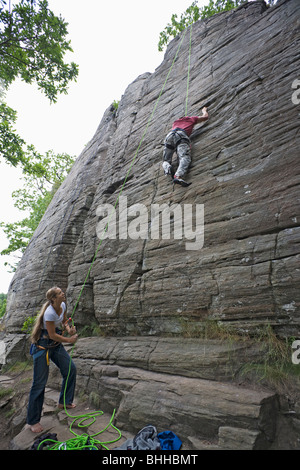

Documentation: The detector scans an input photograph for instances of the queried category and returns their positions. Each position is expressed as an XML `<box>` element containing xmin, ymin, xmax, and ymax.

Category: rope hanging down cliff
<box><xmin>35</xmin><ymin>25</ymin><xmax>193</xmax><ymax>451</ymax></box>
<box><xmin>68</xmin><ymin>24</ymin><xmax>192</xmax><ymax>324</ymax></box>
<box><xmin>185</xmin><ymin>23</ymin><xmax>193</xmax><ymax>116</ymax></box>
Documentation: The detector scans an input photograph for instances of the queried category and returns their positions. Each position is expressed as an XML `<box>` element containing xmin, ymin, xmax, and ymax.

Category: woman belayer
<box><xmin>26</xmin><ymin>286</ymin><xmax>78</xmax><ymax>433</ymax></box>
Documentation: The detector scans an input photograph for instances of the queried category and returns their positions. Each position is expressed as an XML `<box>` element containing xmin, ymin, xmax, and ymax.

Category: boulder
<box><xmin>47</xmin><ymin>337</ymin><xmax>286</xmax><ymax>449</ymax></box>
<box><xmin>0</xmin><ymin>334</ymin><xmax>27</xmax><ymax>366</ymax></box>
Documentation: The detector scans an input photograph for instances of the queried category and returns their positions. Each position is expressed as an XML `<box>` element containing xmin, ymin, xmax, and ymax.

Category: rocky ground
<box><xmin>1</xmin><ymin>335</ymin><xmax>300</xmax><ymax>451</ymax></box>
<box><xmin>0</xmin><ymin>365</ymin><xmax>135</xmax><ymax>451</ymax></box>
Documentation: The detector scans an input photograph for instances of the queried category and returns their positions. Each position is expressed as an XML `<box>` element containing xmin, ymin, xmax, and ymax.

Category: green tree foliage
<box><xmin>0</xmin><ymin>98</ymin><xmax>48</xmax><ymax>174</ymax></box>
<box><xmin>0</xmin><ymin>101</ymin><xmax>25</xmax><ymax>166</ymax></box>
<box><xmin>0</xmin><ymin>0</ymin><xmax>78</xmax><ymax>172</ymax></box>
<box><xmin>0</xmin><ymin>1</ymin><xmax>78</xmax><ymax>273</ymax></box>
<box><xmin>158</xmin><ymin>1</ymin><xmax>201</xmax><ymax>51</ymax></box>
<box><xmin>158</xmin><ymin>0</ymin><xmax>277</xmax><ymax>51</ymax></box>
<box><xmin>1</xmin><ymin>150</ymin><xmax>75</xmax><ymax>271</ymax></box>
<box><xmin>0</xmin><ymin>293</ymin><xmax>7</xmax><ymax>317</ymax></box>
<box><xmin>0</xmin><ymin>0</ymin><xmax>78</xmax><ymax>102</ymax></box>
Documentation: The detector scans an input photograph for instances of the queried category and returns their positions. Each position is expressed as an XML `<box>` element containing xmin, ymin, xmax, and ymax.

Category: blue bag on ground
<box><xmin>158</xmin><ymin>431</ymin><xmax>182</xmax><ymax>450</ymax></box>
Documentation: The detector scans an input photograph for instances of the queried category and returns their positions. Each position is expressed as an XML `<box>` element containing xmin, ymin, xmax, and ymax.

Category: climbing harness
<box><xmin>33</xmin><ymin>23</ymin><xmax>193</xmax><ymax>451</ymax></box>
<box><xmin>31</xmin><ymin>345</ymin><xmax>51</xmax><ymax>366</ymax></box>
<box><xmin>30</xmin><ymin>328</ymin><xmax>62</xmax><ymax>366</ymax></box>
<box><xmin>164</xmin><ymin>128</ymin><xmax>191</xmax><ymax>151</ymax></box>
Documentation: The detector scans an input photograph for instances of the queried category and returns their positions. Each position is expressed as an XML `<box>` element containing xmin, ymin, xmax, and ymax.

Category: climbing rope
<box><xmin>37</xmin><ymin>409</ymin><xmax>121</xmax><ymax>450</ymax></box>
<box><xmin>36</xmin><ymin>24</ymin><xmax>192</xmax><ymax>451</ymax></box>
<box><xmin>69</xmin><ymin>24</ymin><xmax>189</xmax><ymax>324</ymax></box>
<box><xmin>185</xmin><ymin>23</ymin><xmax>193</xmax><ymax>116</ymax></box>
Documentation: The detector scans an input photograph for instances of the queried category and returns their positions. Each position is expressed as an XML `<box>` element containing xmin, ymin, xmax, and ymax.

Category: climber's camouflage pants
<box><xmin>163</xmin><ymin>129</ymin><xmax>191</xmax><ymax>177</ymax></box>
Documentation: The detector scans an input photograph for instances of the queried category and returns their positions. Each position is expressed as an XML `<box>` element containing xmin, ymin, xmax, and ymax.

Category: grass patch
<box><xmin>238</xmin><ymin>325</ymin><xmax>300</xmax><ymax>394</ymax></box>
<box><xmin>0</xmin><ymin>387</ymin><xmax>14</xmax><ymax>399</ymax></box>
<box><xmin>3</xmin><ymin>361</ymin><xmax>32</xmax><ymax>374</ymax></box>
<box><xmin>179</xmin><ymin>318</ymin><xmax>300</xmax><ymax>394</ymax></box>
<box><xmin>78</xmin><ymin>323</ymin><xmax>105</xmax><ymax>338</ymax></box>
<box><xmin>179</xmin><ymin>317</ymin><xmax>245</xmax><ymax>342</ymax></box>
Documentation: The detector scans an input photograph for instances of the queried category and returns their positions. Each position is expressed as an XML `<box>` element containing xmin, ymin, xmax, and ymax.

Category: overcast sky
<box><xmin>0</xmin><ymin>0</ymin><xmax>209</xmax><ymax>293</ymax></box>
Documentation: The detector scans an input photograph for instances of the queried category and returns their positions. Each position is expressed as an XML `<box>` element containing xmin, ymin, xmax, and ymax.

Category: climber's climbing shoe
<box><xmin>173</xmin><ymin>175</ymin><xmax>191</xmax><ymax>187</ymax></box>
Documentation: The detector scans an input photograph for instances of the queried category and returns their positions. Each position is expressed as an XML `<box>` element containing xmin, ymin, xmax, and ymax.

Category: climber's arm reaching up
<box><xmin>197</xmin><ymin>107</ymin><xmax>209</xmax><ymax>122</ymax></box>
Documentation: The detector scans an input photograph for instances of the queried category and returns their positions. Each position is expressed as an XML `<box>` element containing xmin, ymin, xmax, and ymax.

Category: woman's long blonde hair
<box><xmin>31</xmin><ymin>287</ymin><xmax>60</xmax><ymax>343</ymax></box>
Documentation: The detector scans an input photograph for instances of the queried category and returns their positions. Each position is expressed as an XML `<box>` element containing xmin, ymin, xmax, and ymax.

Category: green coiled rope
<box><xmin>37</xmin><ymin>409</ymin><xmax>121</xmax><ymax>450</ymax></box>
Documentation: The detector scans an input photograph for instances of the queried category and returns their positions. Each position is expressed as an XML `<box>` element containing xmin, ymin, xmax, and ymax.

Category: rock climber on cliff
<box><xmin>162</xmin><ymin>107</ymin><xmax>209</xmax><ymax>187</ymax></box>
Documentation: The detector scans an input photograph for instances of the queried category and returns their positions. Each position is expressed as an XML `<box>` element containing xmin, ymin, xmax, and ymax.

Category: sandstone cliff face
<box><xmin>4</xmin><ymin>0</ymin><xmax>300</xmax><ymax>337</ymax></box>
<box><xmin>2</xmin><ymin>0</ymin><xmax>300</xmax><ymax>451</ymax></box>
